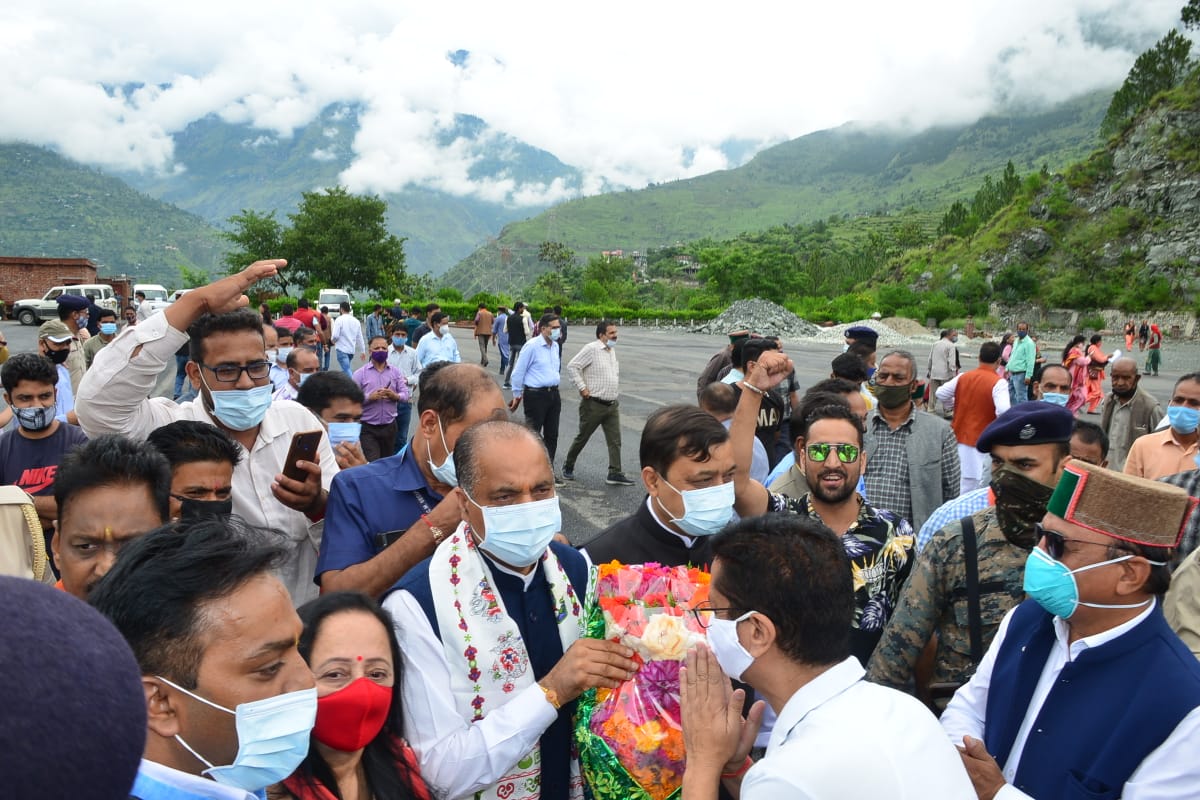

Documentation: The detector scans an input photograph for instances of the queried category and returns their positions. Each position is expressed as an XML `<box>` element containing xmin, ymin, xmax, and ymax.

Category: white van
<box><xmin>317</xmin><ymin>289</ymin><xmax>352</xmax><ymax>319</ymax></box>
<box><xmin>134</xmin><ymin>284</ymin><xmax>171</xmax><ymax>314</ymax></box>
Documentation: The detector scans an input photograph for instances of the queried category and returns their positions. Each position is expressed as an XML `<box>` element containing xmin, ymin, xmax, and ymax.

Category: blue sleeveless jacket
<box><xmin>984</xmin><ymin>599</ymin><xmax>1200</xmax><ymax>799</ymax></box>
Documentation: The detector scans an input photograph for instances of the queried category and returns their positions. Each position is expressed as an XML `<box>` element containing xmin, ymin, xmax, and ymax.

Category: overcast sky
<box><xmin>0</xmin><ymin>0</ymin><xmax>1186</xmax><ymax>205</ymax></box>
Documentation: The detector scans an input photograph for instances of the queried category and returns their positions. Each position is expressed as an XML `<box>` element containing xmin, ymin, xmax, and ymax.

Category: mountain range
<box><xmin>441</xmin><ymin>90</ymin><xmax>1111</xmax><ymax>295</ymax></box>
<box><xmin>0</xmin><ymin>89</ymin><xmax>1110</xmax><ymax>291</ymax></box>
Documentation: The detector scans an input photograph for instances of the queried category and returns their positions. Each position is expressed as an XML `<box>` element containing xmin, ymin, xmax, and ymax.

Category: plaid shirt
<box><xmin>767</xmin><ymin>491</ymin><xmax>915</xmax><ymax>662</ymax></box>
<box><xmin>865</xmin><ymin>411</ymin><xmax>917</xmax><ymax>523</ymax></box>
<box><xmin>1160</xmin><ymin>468</ymin><xmax>1200</xmax><ymax>560</ymax></box>
<box><xmin>566</xmin><ymin>339</ymin><xmax>620</xmax><ymax>401</ymax></box>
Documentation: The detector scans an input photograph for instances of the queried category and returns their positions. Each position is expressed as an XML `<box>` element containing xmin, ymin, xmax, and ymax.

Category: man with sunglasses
<box><xmin>867</xmin><ymin>402</ymin><xmax>1074</xmax><ymax>699</ymax></box>
<box><xmin>729</xmin><ymin>365</ymin><xmax>916</xmax><ymax>666</ymax></box>
<box><xmin>941</xmin><ymin>461</ymin><xmax>1200</xmax><ymax>800</ymax></box>
<box><xmin>75</xmin><ymin>260</ymin><xmax>339</xmax><ymax>606</ymax></box>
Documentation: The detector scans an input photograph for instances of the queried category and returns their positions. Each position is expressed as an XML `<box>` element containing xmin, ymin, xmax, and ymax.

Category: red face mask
<box><xmin>312</xmin><ymin>677</ymin><xmax>393</xmax><ymax>752</ymax></box>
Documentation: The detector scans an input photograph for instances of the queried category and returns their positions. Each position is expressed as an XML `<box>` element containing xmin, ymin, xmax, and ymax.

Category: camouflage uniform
<box><xmin>865</xmin><ymin>505</ymin><xmax>1028</xmax><ymax>691</ymax></box>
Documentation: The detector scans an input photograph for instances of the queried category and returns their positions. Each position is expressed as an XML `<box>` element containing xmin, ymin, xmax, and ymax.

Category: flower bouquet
<box><xmin>575</xmin><ymin>561</ymin><xmax>710</xmax><ymax>800</ymax></box>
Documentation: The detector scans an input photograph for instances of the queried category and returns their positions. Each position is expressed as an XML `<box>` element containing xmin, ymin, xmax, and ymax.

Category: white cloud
<box><xmin>0</xmin><ymin>0</ymin><xmax>1185</xmax><ymax>206</ymax></box>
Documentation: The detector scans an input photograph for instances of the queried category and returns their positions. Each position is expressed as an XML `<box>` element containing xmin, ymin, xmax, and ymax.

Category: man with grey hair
<box><xmin>383</xmin><ymin>419</ymin><xmax>638</xmax><ymax>800</ymax></box>
<box><xmin>1101</xmin><ymin>356</ymin><xmax>1163</xmax><ymax>471</ymax></box>
<box><xmin>864</xmin><ymin>350</ymin><xmax>959</xmax><ymax>531</ymax></box>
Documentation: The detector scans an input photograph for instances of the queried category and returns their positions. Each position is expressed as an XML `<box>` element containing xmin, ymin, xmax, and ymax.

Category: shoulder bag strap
<box><xmin>961</xmin><ymin>515</ymin><xmax>983</xmax><ymax>663</ymax></box>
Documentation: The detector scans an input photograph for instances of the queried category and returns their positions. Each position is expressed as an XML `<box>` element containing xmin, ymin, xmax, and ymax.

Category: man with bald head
<box><xmin>383</xmin><ymin>420</ymin><xmax>639</xmax><ymax>800</ymax></box>
<box><xmin>1100</xmin><ymin>357</ymin><xmax>1163</xmax><ymax>471</ymax></box>
<box><xmin>318</xmin><ymin>361</ymin><xmax>508</xmax><ymax>597</ymax></box>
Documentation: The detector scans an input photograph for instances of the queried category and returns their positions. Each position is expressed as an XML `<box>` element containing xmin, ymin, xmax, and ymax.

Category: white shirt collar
<box><xmin>1052</xmin><ymin>597</ymin><xmax>1158</xmax><ymax>661</ymax></box>
<box><xmin>643</xmin><ymin>496</ymin><xmax>696</xmax><ymax>547</ymax></box>
<box><xmin>768</xmin><ymin>656</ymin><xmax>863</xmax><ymax>752</ymax></box>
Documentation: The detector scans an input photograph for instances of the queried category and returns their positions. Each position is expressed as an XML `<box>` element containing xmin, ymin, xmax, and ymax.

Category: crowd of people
<box><xmin>2</xmin><ymin>261</ymin><xmax>1199</xmax><ymax>800</ymax></box>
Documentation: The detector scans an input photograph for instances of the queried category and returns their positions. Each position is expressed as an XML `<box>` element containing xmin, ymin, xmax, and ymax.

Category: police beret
<box><xmin>55</xmin><ymin>294</ymin><xmax>89</xmax><ymax>310</ymax></box>
<box><xmin>844</xmin><ymin>325</ymin><xmax>879</xmax><ymax>344</ymax></box>
<box><xmin>976</xmin><ymin>401</ymin><xmax>1075</xmax><ymax>452</ymax></box>
<box><xmin>0</xmin><ymin>577</ymin><xmax>146</xmax><ymax>798</ymax></box>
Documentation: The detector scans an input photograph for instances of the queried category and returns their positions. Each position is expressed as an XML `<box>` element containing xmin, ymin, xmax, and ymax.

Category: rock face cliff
<box><xmin>979</xmin><ymin>76</ymin><xmax>1200</xmax><ymax>308</ymax></box>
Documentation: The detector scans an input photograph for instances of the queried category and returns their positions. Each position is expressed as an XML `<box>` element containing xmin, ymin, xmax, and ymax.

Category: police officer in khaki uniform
<box><xmin>866</xmin><ymin>402</ymin><xmax>1075</xmax><ymax>696</ymax></box>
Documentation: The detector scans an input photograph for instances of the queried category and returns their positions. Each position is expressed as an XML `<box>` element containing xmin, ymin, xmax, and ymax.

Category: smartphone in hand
<box><xmin>282</xmin><ymin>430</ymin><xmax>323</xmax><ymax>482</ymax></box>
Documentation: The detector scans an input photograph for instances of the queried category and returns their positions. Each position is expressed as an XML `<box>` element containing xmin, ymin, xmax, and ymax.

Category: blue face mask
<box><xmin>656</xmin><ymin>478</ymin><xmax>735</xmax><ymax>537</ymax></box>
<box><xmin>1023</xmin><ymin>546</ymin><xmax>1161</xmax><ymax>619</ymax></box>
<box><xmin>276</xmin><ymin>346</ymin><xmax>293</xmax><ymax>364</ymax></box>
<box><xmin>297</xmin><ymin>371</ymin><xmax>312</xmax><ymax>385</ymax></box>
<box><xmin>468</xmin><ymin>494</ymin><xmax>561</xmax><ymax>568</ymax></box>
<box><xmin>1167</xmin><ymin>405</ymin><xmax>1200</xmax><ymax>434</ymax></box>
<box><xmin>1041</xmin><ymin>392</ymin><xmax>1069</xmax><ymax>407</ymax></box>
<box><xmin>99</xmin><ymin>322</ymin><xmax>118</xmax><ymax>336</ymax></box>
<box><xmin>327</xmin><ymin>422</ymin><xmax>361</xmax><ymax>445</ymax></box>
<box><xmin>1017</xmin><ymin>330</ymin><xmax>1028</xmax><ymax>338</ymax></box>
<box><xmin>77</xmin><ymin>315</ymin><xmax>89</xmax><ymax>329</ymax></box>
<box><xmin>392</xmin><ymin>336</ymin><xmax>407</xmax><ymax>348</ymax></box>
<box><xmin>427</xmin><ymin>416</ymin><xmax>458</xmax><ymax>487</ymax></box>
<box><xmin>156</xmin><ymin>676</ymin><xmax>316</xmax><ymax>792</ymax></box>
<box><xmin>202</xmin><ymin>377</ymin><xmax>273</xmax><ymax>431</ymax></box>
<box><xmin>549</xmin><ymin>328</ymin><xmax>561</xmax><ymax>342</ymax></box>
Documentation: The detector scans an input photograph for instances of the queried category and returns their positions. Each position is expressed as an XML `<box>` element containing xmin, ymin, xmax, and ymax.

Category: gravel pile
<box><xmin>804</xmin><ymin>319</ymin><xmax>939</xmax><ymax>348</ymax></box>
<box><xmin>693</xmin><ymin>299</ymin><xmax>821</xmax><ymax>337</ymax></box>
<box><xmin>882</xmin><ymin>316</ymin><xmax>932</xmax><ymax>337</ymax></box>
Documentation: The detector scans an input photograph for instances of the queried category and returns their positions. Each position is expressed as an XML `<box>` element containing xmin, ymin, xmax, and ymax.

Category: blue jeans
<box><xmin>394</xmin><ymin>401</ymin><xmax>412</xmax><ymax>453</ymax></box>
<box><xmin>1009</xmin><ymin>371</ymin><xmax>1028</xmax><ymax>403</ymax></box>
<box><xmin>336</xmin><ymin>350</ymin><xmax>353</xmax><ymax>374</ymax></box>
<box><xmin>174</xmin><ymin>354</ymin><xmax>190</xmax><ymax>399</ymax></box>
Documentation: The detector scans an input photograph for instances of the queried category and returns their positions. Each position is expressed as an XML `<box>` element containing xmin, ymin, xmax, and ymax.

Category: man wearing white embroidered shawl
<box><xmin>383</xmin><ymin>420</ymin><xmax>639</xmax><ymax>800</ymax></box>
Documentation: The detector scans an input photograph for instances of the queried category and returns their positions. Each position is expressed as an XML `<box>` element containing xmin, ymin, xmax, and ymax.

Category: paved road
<box><xmin>4</xmin><ymin>318</ymin><xmax>1195</xmax><ymax>546</ymax></box>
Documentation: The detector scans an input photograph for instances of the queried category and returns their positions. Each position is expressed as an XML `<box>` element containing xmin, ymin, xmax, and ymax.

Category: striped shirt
<box><xmin>567</xmin><ymin>339</ymin><xmax>620</xmax><ymax>401</ymax></box>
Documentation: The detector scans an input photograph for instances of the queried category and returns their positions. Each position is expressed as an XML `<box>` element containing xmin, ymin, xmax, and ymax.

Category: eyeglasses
<box><xmin>805</xmin><ymin>442</ymin><xmax>860</xmax><ymax>463</ymax></box>
<box><xmin>689</xmin><ymin>600</ymin><xmax>745</xmax><ymax>629</ymax></box>
<box><xmin>1035</xmin><ymin>523</ymin><xmax>1122</xmax><ymax>561</ymax></box>
<box><xmin>199</xmin><ymin>361</ymin><xmax>271</xmax><ymax>383</ymax></box>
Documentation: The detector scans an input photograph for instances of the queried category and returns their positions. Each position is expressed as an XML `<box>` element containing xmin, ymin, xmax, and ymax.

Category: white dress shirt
<box><xmin>415</xmin><ymin>330</ymin><xmax>462</xmax><ymax>368</ymax></box>
<box><xmin>332</xmin><ymin>313</ymin><xmax>366</xmax><ymax>356</ymax></box>
<box><xmin>75</xmin><ymin>312</ymin><xmax>340</xmax><ymax>606</ymax></box>
<box><xmin>941</xmin><ymin>600</ymin><xmax>1200</xmax><ymax>799</ymax></box>
<box><xmin>742</xmin><ymin>656</ymin><xmax>974</xmax><ymax>798</ymax></box>
<box><xmin>510</xmin><ymin>336</ymin><xmax>560</xmax><ymax>398</ymax></box>
<box><xmin>382</xmin><ymin>587</ymin><xmax>559</xmax><ymax>799</ymax></box>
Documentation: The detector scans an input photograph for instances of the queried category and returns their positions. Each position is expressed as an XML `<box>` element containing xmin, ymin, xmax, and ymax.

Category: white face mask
<box><xmin>706</xmin><ymin>611</ymin><xmax>757</xmax><ymax>681</ymax></box>
<box><xmin>467</xmin><ymin>494</ymin><xmax>561</xmax><ymax>568</ymax></box>
<box><xmin>655</xmin><ymin>478</ymin><xmax>735</xmax><ymax>537</ymax></box>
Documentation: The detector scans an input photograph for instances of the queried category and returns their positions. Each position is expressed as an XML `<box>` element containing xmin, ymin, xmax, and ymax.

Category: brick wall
<box><xmin>0</xmin><ymin>257</ymin><xmax>99</xmax><ymax>311</ymax></box>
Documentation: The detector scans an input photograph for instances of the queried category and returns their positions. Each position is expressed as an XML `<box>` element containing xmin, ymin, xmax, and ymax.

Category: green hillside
<box><xmin>0</xmin><ymin>144</ymin><xmax>225</xmax><ymax>285</ymax></box>
<box><xmin>443</xmin><ymin>91</ymin><xmax>1110</xmax><ymax>295</ymax></box>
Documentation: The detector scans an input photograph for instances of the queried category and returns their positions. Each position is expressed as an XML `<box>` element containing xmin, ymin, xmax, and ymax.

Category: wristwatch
<box><xmin>537</xmin><ymin>682</ymin><xmax>562</xmax><ymax>710</ymax></box>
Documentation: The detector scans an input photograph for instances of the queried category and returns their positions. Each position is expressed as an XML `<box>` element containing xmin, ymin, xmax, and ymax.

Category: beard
<box><xmin>807</xmin><ymin>468</ymin><xmax>858</xmax><ymax>504</ymax></box>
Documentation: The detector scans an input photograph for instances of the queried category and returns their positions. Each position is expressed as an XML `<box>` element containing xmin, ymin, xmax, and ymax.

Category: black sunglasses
<box><xmin>1035</xmin><ymin>523</ymin><xmax>1121</xmax><ymax>561</ymax></box>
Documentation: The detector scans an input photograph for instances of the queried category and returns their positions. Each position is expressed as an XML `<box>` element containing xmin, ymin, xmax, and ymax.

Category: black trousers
<box><xmin>522</xmin><ymin>386</ymin><xmax>561</xmax><ymax>462</ymax></box>
<box><xmin>360</xmin><ymin>421</ymin><xmax>397</xmax><ymax>462</ymax></box>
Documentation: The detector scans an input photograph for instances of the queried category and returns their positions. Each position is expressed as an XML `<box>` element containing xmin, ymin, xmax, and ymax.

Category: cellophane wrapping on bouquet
<box><xmin>574</xmin><ymin>561</ymin><xmax>710</xmax><ymax>800</ymax></box>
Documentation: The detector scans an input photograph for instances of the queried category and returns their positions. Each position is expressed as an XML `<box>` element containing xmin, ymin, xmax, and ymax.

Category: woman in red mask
<box><xmin>272</xmin><ymin>592</ymin><xmax>431</xmax><ymax>800</ymax></box>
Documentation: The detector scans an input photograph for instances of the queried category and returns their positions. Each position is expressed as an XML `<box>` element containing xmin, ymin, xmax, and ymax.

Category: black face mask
<box><xmin>45</xmin><ymin>347</ymin><xmax>70</xmax><ymax>365</ymax></box>
<box><xmin>178</xmin><ymin>497</ymin><xmax>233</xmax><ymax>519</ymax></box>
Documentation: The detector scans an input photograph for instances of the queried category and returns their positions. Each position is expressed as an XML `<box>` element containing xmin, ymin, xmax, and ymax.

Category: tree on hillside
<box><xmin>178</xmin><ymin>264</ymin><xmax>211</xmax><ymax>289</ymax></box>
<box><xmin>223</xmin><ymin>210</ymin><xmax>289</xmax><ymax>293</ymax></box>
<box><xmin>538</xmin><ymin>241</ymin><xmax>577</xmax><ymax>272</ymax></box>
<box><xmin>282</xmin><ymin>187</ymin><xmax>408</xmax><ymax>297</ymax></box>
<box><xmin>1101</xmin><ymin>29</ymin><xmax>1193</xmax><ymax>136</ymax></box>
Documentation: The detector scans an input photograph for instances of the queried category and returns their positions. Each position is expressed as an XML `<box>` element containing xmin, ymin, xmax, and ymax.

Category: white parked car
<box><xmin>134</xmin><ymin>284</ymin><xmax>171</xmax><ymax>313</ymax></box>
<box><xmin>12</xmin><ymin>284</ymin><xmax>119</xmax><ymax>325</ymax></box>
